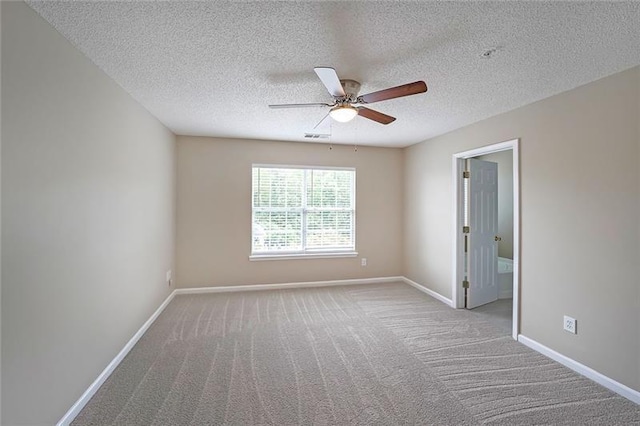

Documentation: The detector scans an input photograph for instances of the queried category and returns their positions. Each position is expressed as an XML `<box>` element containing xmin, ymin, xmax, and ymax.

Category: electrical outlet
<box><xmin>563</xmin><ymin>315</ymin><xmax>576</xmax><ymax>334</ymax></box>
<box><xmin>361</xmin><ymin>258</ymin><xmax>367</xmax><ymax>266</ymax></box>
<box><xmin>166</xmin><ymin>270</ymin><xmax>172</xmax><ymax>286</ymax></box>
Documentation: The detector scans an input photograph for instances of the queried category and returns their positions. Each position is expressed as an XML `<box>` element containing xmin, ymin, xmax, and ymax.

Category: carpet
<box><xmin>72</xmin><ymin>283</ymin><xmax>639</xmax><ymax>425</ymax></box>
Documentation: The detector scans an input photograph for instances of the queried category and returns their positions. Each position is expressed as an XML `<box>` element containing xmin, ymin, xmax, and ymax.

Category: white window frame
<box><xmin>250</xmin><ymin>164</ymin><xmax>357</xmax><ymax>261</ymax></box>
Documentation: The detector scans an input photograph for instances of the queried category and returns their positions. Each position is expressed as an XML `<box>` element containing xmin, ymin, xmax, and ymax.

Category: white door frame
<box><xmin>451</xmin><ymin>139</ymin><xmax>520</xmax><ymax>340</ymax></box>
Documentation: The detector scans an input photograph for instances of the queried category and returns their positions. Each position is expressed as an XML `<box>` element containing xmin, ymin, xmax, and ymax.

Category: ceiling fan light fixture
<box><xmin>329</xmin><ymin>105</ymin><xmax>358</xmax><ymax>123</ymax></box>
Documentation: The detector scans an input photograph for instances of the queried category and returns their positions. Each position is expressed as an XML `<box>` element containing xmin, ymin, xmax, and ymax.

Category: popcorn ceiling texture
<box><xmin>27</xmin><ymin>1</ymin><xmax>639</xmax><ymax>147</ymax></box>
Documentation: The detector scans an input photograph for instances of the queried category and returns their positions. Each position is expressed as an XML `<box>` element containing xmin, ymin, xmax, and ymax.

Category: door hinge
<box><xmin>463</xmin><ymin>226</ymin><xmax>470</xmax><ymax>234</ymax></box>
<box><xmin>463</xmin><ymin>171</ymin><xmax>470</xmax><ymax>178</ymax></box>
<box><xmin>462</xmin><ymin>280</ymin><xmax>469</xmax><ymax>289</ymax></box>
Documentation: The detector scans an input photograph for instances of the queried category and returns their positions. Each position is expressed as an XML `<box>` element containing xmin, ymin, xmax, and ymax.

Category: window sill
<box><xmin>249</xmin><ymin>252</ymin><xmax>358</xmax><ymax>261</ymax></box>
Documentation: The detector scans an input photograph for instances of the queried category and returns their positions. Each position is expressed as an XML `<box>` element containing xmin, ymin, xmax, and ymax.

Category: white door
<box><xmin>466</xmin><ymin>158</ymin><xmax>499</xmax><ymax>309</ymax></box>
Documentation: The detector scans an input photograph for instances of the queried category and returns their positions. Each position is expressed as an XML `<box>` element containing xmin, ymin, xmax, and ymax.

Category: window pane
<box><xmin>253</xmin><ymin>168</ymin><xmax>303</xmax><ymax>208</ymax></box>
<box><xmin>307</xmin><ymin>169</ymin><xmax>353</xmax><ymax>209</ymax></box>
<box><xmin>253</xmin><ymin>211</ymin><xmax>302</xmax><ymax>252</ymax></box>
<box><xmin>306</xmin><ymin>210</ymin><xmax>353</xmax><ymax>249</ymax></box>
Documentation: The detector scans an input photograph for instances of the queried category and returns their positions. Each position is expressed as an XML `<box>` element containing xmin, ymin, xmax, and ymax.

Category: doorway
<box><xmin>452</xmin><ymin>139</ymin><xmax>520</xmax><ymax>340</ymax></box>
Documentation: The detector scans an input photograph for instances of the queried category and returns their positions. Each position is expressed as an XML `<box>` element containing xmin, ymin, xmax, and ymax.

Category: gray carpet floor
<box><xmin>471</xmin><ymin>298</ymin><xmax>513</xmax><ymax>335</ymax></box>
<box><xmin>73</xmin><ymin>283</ymin><xmax>640</xmax><ymax>425</ymax></box>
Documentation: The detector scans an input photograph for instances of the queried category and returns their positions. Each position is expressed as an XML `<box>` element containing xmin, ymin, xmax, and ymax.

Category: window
<box><xmin>251</xmin><ymin>166</ymin><xmax>356</xmax><ymax>258</ymax></box>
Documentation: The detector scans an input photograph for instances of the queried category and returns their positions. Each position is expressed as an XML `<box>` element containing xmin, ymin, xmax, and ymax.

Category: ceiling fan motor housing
<box><xmin>339</xmin><ymin>79</ymin><xmax>361</xmax><ymax>101</ymax></box>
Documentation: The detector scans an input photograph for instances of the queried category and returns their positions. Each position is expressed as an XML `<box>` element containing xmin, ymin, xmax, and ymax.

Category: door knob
<box><xmin>494</xmin><ymin>236</ymin><xmax>502</xmax><ymax>242</ymax></box>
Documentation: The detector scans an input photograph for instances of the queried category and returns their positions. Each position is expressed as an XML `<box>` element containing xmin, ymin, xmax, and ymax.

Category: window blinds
<box><xmin>252</xmin><ymin>166</ymin><xmax>355</xmax><ymax>254</ymax></box>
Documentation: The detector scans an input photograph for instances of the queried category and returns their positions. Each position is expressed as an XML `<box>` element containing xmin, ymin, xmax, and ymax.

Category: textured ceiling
<box><xmin>27</xmin><ymin>1</ymin><xmax>639</xmax><ymax>147</ymax></box>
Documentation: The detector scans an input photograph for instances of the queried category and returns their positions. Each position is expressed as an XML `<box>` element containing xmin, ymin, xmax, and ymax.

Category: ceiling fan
<box><xmin>269</xmin><ymin>67</ymin><xmax>428</xmax><ymax>126</ymax></box>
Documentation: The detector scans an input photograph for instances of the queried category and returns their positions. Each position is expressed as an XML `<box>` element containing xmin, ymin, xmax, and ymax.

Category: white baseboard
<box><xmin>518</xmin><ymin>335</ymin><xmax>640</xmax><ymax>405</ymax></box>
<box><xmin>173</xmin><ymin>276</ymin><xmax>404</xmax><ymax>295</ymax></box>
<box><xmin>402</xmin><ymin>277</ymin><xmax>454</xmax><ymax>307</ymax></box>
<box><xmin>57</xmin><ymin>291</ymin><xmax>177</xmax><ymax>426</ymax></box>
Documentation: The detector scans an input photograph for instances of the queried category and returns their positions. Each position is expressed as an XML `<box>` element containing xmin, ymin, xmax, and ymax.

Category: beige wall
<box><xmin>404</xmin><ymin>66</ymin><xmax>640</xmax><ymax>392</ymax></box>
<box><xmin>176</xmin><ymin>136</ymin><xmax>403</xmax><ymax>288</ymax></box>
<box><xmin>1</xmin><ymin>3</ymin><xmax>176</xmax><ymax>424</ymax></box>
<box><xmin>1</xmin><ymin>3</ymin><xmax>636</xmax><ymax>423</ymax></box>
<box><xmin>477</xmin><ymin>150</ymin><xmax>514</xmax><ymax>259</ymax></box>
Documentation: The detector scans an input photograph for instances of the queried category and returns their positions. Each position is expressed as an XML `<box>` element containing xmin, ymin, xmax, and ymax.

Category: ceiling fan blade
<box><xmin>357</xmin><ymin>107</ymin><xmax>396</xmax><ymax>125</ymax></box>
<box><xmin>269</xmin><ymin>103</ymin><xmax>332</xmax><ymax>109</ymax></box>
<box><xmin>314</xmin><ymin>67</ymin><xmax>346</xmax><ymax>97</ymax></box>
<box><xmin>359</xmin><ymin>81</ymin><xmax>427</xmax><ymax>104</ymax></box>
